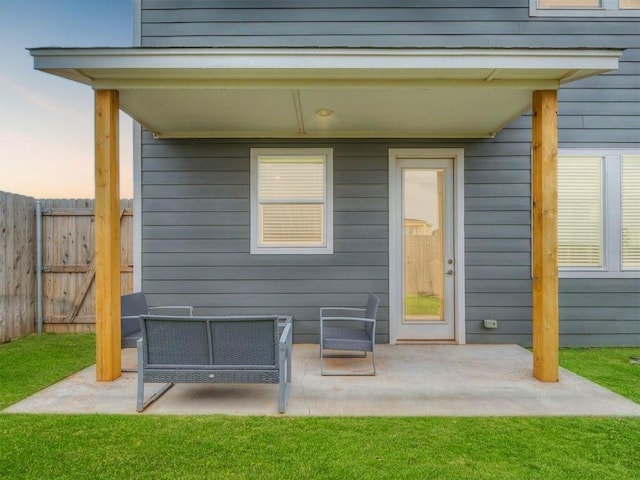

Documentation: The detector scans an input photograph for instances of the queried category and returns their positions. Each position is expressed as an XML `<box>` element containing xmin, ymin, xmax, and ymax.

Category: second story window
<box><xmin>532</xmin><ymin>0</ymin><xmax>640</xmax><ymax>16</ymax></box>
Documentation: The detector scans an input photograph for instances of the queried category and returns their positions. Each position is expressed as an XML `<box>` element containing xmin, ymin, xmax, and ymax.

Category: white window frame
<box><xmin>250</xmin><ymin>148</ymin><xmax>333</xmax><ymax>255</ymax></box>
<box><xmin>558</xmin><ymin>149</ymin><xmax>640</xmax><ymax>278</ymax></box>
<box><xmin>530</xmin><ymin>0</ymin><xmax>640</xmax><ymax>17</ymax></box>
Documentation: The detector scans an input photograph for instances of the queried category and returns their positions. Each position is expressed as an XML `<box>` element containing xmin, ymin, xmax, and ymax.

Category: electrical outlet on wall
<box><xmin>483</xmin><ymin>319</ymin><xmax>498</xmax><ymax>329</ymax></box>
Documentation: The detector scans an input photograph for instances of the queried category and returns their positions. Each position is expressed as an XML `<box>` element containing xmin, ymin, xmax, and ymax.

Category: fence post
<box><xmin>36</xmin><ymin>200</ymin><xmax>43</xmax><ymax>335</ymax></box>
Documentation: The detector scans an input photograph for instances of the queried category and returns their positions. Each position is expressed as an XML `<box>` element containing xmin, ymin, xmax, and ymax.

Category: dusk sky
<box><xmin>0</xmin><ymin>0</ymin><xmax>134</xmax><ymax>198</ymax></box>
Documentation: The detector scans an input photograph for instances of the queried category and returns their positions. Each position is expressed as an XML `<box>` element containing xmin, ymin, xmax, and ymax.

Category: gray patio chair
<box><xmin>320</xmin><ymin>293</ymin><xmax>380</xmax><ymax>376</ymax></box>
<box><xmin>121</xmin><ymin>292</ymin><xmax>194</xmax><ymax>349</ymax></box>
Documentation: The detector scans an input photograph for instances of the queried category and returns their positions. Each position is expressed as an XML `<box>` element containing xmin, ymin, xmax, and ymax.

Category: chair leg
<box><xmin>138</xmin><ymin>382</ymin><xmax>174</xmax><ymax>412</ymax></box>
<box><xmin>321</xmin><ymin>351</ymin><xmax>367</xmax><ymax>359</ymax></box>
<box><xmin>136</xmin><ymin>339</ymin><xmax>176</xmax><ymax>412</ymax></box>
<box><xmin>279</xmin><ymin>340</ymin><xmax>291</xmax><ymax>414</ymax></box>
<box><xmin>371</xmin><ymin>345</ymin><xmax>376</xmax><ymax>375</ymax></box>
<box><xmin>320</xmin><ymin>348</ymin><xmax>376</xmax><ymax>376</ymax></box>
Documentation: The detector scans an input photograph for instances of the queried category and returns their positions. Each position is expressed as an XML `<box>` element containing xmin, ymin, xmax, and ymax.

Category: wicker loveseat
<box><xmin>136</xmin><ymin>314</ymin><xmax>293</xmax><ymax>413</ymax></box>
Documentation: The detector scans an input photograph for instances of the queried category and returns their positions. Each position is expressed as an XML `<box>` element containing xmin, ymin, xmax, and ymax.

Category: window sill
<box><xmin>250</xmin><ymin>246</ymin><xmax>334</xmax><ymax>255</ymax></box>
<box><xmin>530</xmin><ymin>6</ymin><xmax>640</xmax><ymax>17</ymax></box>
<box><xmin>559</xmin><ymin>270</ymin><xmax>640</xmax><ymax>279</ymax></box>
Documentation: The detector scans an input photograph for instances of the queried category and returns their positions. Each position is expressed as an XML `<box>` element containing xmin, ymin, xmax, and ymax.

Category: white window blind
<box><xmin>622</xmin><ymin>155</ymin><xmax>640</xmax><ymax>268</ymax></box>
<box><xmin>558</xmin><ymin>157</ymin><xmax>603</xmax><ymax>267</ymax></box>
<box><xmin>538</xmin><ymin>0</ymin><xmax>600</xmax><ymax>7</ymax></box>
<box><xmin>620</xmin><ymin>0</ymin><xmax>640</xmax><ymax>8</ymax></box>
<box><xmin>258</xmin><ymin>156</ymin><xmax>326</xmax><ymax>246</ymax></box>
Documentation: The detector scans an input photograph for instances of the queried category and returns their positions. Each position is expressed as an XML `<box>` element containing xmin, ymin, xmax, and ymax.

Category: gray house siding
<box><xmin>142</xmin><ymin>137</ymin><xmax>390</xmax><ymax>343</ymax></box>
<box><xmin>138</xmin><ymin>1</ymin><xmax>639</xmax><ymax>346</ymax></box>
<box><xmin>141</xmin><ymin>134</ymin><xmax>536</xmax><ymax>345</ymax></box>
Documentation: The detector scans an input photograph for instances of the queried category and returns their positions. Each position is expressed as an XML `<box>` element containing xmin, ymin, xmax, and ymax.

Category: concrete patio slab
<box><xmin>4</xmin><ymin>344</ymin><xmax>640</xmax><ymax>416</ymax></box>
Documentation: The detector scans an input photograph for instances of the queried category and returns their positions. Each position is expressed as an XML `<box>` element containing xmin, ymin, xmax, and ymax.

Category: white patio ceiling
<box><xmin>30</xmin><ymin>47</ymin><xmax>621</xmax><ymax>138</ymax></box>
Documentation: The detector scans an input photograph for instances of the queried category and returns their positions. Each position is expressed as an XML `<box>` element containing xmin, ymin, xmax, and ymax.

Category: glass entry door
<box><xmin>396</xmin><ymin>158</ymin><xmax>455</xmax><ymax>341</ymax></box>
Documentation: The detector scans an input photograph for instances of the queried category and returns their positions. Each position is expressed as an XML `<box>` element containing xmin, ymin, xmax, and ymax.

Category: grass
<box><xmin>1</xmin><ymin>334</ymin><xmax>639</xmax><ymax>479</ymax></box>
<box><xmin>405</xmin><ymin>294</ymin><xmax>441</xmax><ymax>316</ymax></box>
<box><xmin>1</xmin><ymin>415</ymin><xmax>639</xmax><ymax>479</ymax></box>
<box><xmin>559</xmin><ymin>347</ymin><xmax>640</xmax><ymax>404</ymax></box>
<box><xmin>0</xmin><ymin>333</ymin><xmax>95</xmax><ymax>410</ymax></box>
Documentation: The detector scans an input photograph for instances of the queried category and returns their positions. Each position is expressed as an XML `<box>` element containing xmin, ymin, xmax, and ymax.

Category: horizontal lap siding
<box><xmin>558</xmin><ymin>279</ymin><xmax>640</xmax><ymax>346</ymax></box>
<box><xmin>141</xmin><ymin>136</ymin><xmax>639</xmax><ymax>346</ymax></box>
<box><xmin>140</xmin><ymin>1</ymin><xmax>637</xmax><ymax>49</ymax></box>
<box><xmin>141</xmin><ymin>137</ymin><xmax>540</xmax><ymax>345</ymax></box>
<box><xmin>139</xmin><ymin>1</ymin><xmax>639</xmax><ymax>346</ymax></box>
<box><xmin>463</xmin><ymin>139</ymin><xmax>534</xmax><ymax>345</ymax></box>
<box><xmin>141</xmin><ymin>138</ymin><xmax>390</xmax><ymax>343</ymax></box>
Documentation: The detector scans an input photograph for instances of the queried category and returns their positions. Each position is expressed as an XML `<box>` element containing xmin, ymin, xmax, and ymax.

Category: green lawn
<box><xmin>1</xmin><ymin>415</ymin><xmax>639</xmax><ymax>479</ymax></box>
<box><xmin>0</xmin><ymin>333</ymin><xmax>95</xmax><ymax>410</ymax></box>
<box><xmin>559</xmin><ymin>347</ymin><xmax>640</xmax><ymax>404</ymax></box>
<box><xmin>0</xmin><ymin>334</ymin><xmax>639</xmax><ymax>479</ymax></box>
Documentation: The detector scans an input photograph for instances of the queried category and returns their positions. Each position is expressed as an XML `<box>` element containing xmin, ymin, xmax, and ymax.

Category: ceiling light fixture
<box><xmin>315</xmin><ymin>108</ymin><xmax>334</xmax><ymax>117</ymax></box>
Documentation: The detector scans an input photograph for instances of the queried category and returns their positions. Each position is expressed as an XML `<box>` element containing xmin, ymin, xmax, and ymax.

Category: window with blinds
<box><xmin>532</xmin><ymin>0</ymin><xmax>640</xmax><ymax>15</ymax></box>
<box><xmin>558</xmin><ymin>157</ymin><xmax>603</xmax><ymax>267</ymax></box>
<box><xmin>538</xmin><ymin>0</ymin><xmax>600</xmax><ymax>7</ymax></box>
<box><xmin>537</xmin><ymin>0</ymin><xmax>640</xmax><ymax>8</ymax></box>
<box><xmin>622</xmin><ymin>155</ymin><xmax>640</xmax><ymax>269</ymax></box>
<box><xmin>558</xmin><ymin>150</ymin><xmax>640</xmax><ymax>277</ymax></box>
<box><xmin>251</xmin><ymin>149</ymin><xmax>333</xmax><ymax>254</ymax></box>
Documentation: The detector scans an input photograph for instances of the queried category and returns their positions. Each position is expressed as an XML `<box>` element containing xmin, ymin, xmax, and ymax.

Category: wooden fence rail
<box><xmin>0</xmin><ymin>193</ymin><xmax>133</xmax><ymax>342</ymax></box>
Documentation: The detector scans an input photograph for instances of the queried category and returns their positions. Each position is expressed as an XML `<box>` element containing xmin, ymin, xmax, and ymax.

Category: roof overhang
<box><xmin>30</xmin><ymin>47</ymin><xmax>621</xmax><ymax>138</ymax></box>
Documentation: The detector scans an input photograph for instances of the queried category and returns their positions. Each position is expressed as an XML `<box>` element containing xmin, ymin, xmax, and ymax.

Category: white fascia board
<box><xmin>92</xmin><ymin>79</ymin><xmax>562</xmax><ymax>90</ymax></box>
<box><xmin>154</xmin><ymin>130</ymin><xmax>497</xmax><ymax>139</ymax></box>
<box><xmin>30</xmin><ymin>47</ymin><xmax>622</xmax><ymax>82</ymax></box>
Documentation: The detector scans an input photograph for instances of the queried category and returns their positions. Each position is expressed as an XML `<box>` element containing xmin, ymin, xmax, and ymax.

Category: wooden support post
<box><xmin>531</xmin><ymin>90</ymin><xmax>559</xmax><ymax>382</ymax></box>
<box><xmin>95</xmin><ymin>90</ymin><xmax>121</xmax><ymax>381</ymax></box>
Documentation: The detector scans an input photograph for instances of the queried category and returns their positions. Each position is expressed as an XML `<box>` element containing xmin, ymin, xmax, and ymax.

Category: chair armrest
<box><xmin>148</xmin><ymin>305</ymin><xmax>194</xmax><ymax>316</ymax></box>
<box><xmin>320</xmin><ymin>307</ymin><xmax>366</xmax><ymax>318</ymax></box>
<box><xmin>279</xmin><ymin>320</ymin><xmax>293</xmax><ymax>346</ymax></box>
<box><xmin>321</xmin><ymin>316</ymin><xmax>375</xmax><ymax>324</ymax></box>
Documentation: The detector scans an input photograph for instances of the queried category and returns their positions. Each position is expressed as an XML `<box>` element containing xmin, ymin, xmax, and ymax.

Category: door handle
<box><xmin>446</xmin><ymin>269</ymin><xmax>454</xmax><ymax>275</ymax></box>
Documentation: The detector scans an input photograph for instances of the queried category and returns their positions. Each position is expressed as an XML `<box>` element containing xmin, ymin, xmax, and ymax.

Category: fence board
<box><xmin>404</xmin><ymin>234</ymin><xmax>442</xmax><ymax>297</ymax></box>
<box><xmin>0</xmin><ymin>192</ymin><xmax>36</xmax><ymax>343</ymax></box>
<box><xmin>40</xmin><ymin>198</ymin><xmax>134</xmax><ymax>333</ymax></box>
<box><xmin>1</xmin><ymin>195</ymin><xmax>135</xmax><ymax>340</ymax></box>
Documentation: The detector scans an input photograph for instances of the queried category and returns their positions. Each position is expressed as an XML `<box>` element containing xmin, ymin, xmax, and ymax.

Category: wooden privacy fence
<box><xmin>0</xmin><ymin>192</ymin><xmax>36</xmax><ymax>343</ymax></box>
<box><xmin>40</xmin><ymin>199</ymin><xmax>134</xmax><ymax>333</ymax></box>
<box><xmin>0</xmin><ymin>193</ymin><xmax>133</xmax><ymax>342</ymax></box>
<box><xmin>404</xmin><ymin>233</ymin><xmax>443</xmax><ymax>297</ymax></box>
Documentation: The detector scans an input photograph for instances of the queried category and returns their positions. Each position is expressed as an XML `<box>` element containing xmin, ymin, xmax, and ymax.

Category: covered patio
<box><xmin>29</xmin><ymin>47</ymin><xmax>622</xmax><ymax>385</ymax></box>
<box><xmin>5</xmin><ymin>344</ymin><xmax>640</xmax><ymax>416</ymax></box>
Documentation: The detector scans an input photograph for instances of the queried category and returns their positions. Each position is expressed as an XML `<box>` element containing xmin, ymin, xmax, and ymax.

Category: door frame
<box><xmin>388</xmin><ymin>148</ymin><xmax>466</xmax><ymax>344</ymax></box>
